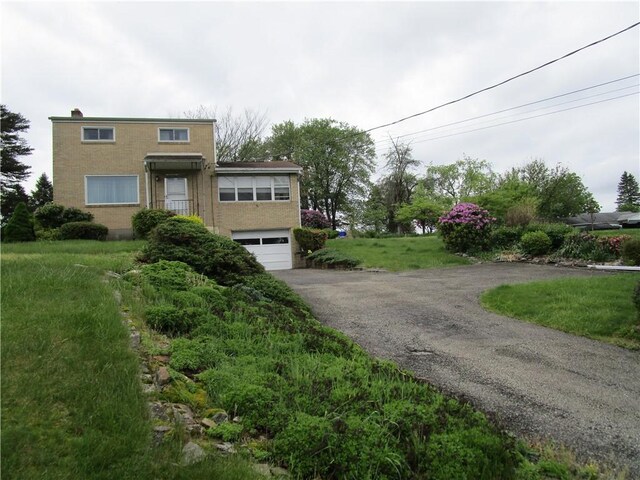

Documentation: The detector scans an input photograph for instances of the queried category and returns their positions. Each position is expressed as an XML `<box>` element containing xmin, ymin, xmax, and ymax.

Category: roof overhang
<box><xmin>214</xmin><ymin>166</ymin><xmax>303</xmax><ymax>175</ymax></box>
<box><xmin>144</xmin><ymin>153</ymin><xmax>204</xmax><ymax>171</ymax></box>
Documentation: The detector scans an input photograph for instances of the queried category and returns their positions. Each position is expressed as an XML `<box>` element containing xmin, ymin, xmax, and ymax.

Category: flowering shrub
<box><xmin>438</xmin><ymin>203</ymin><xmax>495</xmax><ymax>253</ymax></box>
<box><xmin>301</xmin><ymin>209</ymin><xmax>331</xmax><ymax>229</ymax></box>
<box><xmin>597</xmin><ymin>235</ymin><xmax>632</xmax><ymax>257</ymax></box>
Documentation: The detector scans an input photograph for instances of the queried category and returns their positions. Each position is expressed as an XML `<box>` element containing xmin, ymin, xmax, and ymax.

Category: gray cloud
<box><xmin>2</xmin><ymin>1</ymin><xmax>637</xmax><ymax>211</ymax></box>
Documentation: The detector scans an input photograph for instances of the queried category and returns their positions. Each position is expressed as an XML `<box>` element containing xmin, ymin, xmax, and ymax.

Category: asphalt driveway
<box><xmin>274</xmin><ymin>263</ymin><xmax>640</xmax><ymax>474</ymax></box>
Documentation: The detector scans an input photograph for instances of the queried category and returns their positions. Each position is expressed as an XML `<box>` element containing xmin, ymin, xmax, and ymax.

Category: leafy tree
<box><xmin>1</xmin><ymin>105</ymin><xmax>33</xmax><ymax>225</ymax></box>
<box><xmin>396</xmin><ymin>185</ymin><xmax>446</xmax><ymax>234</ymax></box>
<box><xmin>359</xmin><ymin>185</ymin><xmax>389</xmax><ymax>233</ymax></box>
<box><xmin>378</xmin><ymin>138</ymin><xmax>420</xmax><ymax>233</ymax></box>
<box><xmin>507</xmin><ymin>159</ymin><xmax>595</xmax><ymax>219</ymax></box>
<box><xmin>29</xmin><ymin>173</ymin><xmax>53</xmax><ymax>211</ymax></box>
<box><xmin>2</xmin><ymin>201</ymin><xmax>35</xmax><ymax>242</ymax></box>
<box><xmin>616</xmin><ymin>171</ymin><xmax>640</xmax><ymax>212</ymax></box>
<box><xmin>474</xmin><ymin>177</ymin><xmax>538</xmax><ymax>224</ymax></box>
<box><xmin>425</xmin><ymin>155</ymin><xmax>496</xmax><ymax>203</ymax></box>
<box><xmin>268</xmin><ymin>118</ymin><xmax>375</xmax><ymax>229</ymax></box>
<box><xmin>183</xmin><ymin>105</ymin><xmax>269</xmax><ymax>163</ymax></box>
<box><xmin>585</xmin><ymin>195</ymin><xmax>601</xmax><ymax>231</ymax></box>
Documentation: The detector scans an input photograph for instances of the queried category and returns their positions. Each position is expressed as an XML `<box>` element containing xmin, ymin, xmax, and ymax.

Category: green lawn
<box><xmin>326</xmin><ymin>235</ymin><xmax>470</xmax><ymax>271</ymax></box>
<box><xmin>1</xmin><ymin>240</ymin><xmax>260</xmax><ymax>480</ymax></box>
<box><xmin>589</xmin><ymin>228</ymin><xmax>640</xmax><ymax>238</ymax></box>
<box><xmin>481</xmin><ymin>274</ymin><xmax>640</xmax><ymax>349</ymax></box>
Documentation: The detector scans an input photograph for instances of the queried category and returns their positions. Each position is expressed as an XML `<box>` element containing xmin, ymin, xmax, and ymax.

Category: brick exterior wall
<box><xmin>51</xmin><ymin>116</ymin><xmax>303</xmax><ymax>266</ymax></box>
<box><xmin>52</xmin><ymin>119</ymin><xmax>215</xmax><ymax>237</ymax></box>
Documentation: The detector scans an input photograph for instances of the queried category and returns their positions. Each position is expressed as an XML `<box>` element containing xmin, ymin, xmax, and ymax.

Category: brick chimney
<box><xmin>71</xmin><ymin>108</ymin><xmax>83</xmax><ymax>118</ymax></box>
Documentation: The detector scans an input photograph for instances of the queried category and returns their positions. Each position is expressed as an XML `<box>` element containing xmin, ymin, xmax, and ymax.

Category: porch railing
<box><xmin>155</xmin><ymin>199</ymin><xmax>194</xmax><ymax>216</ymax></box>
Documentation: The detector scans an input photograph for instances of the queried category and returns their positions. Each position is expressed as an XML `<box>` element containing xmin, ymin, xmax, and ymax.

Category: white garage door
<box><xmin>232</xmin><ymin>229</ymin><xmax>292</xmax><ymax>271</ymax></box>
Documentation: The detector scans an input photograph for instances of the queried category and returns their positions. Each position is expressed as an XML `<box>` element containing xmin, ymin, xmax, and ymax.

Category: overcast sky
<box><xmin>2</xmin><ymin>1</ymin><xmax>638</xmax><ymax>211</ymax></box>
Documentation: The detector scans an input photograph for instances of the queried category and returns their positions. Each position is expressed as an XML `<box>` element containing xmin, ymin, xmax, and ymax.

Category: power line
<box><xmin>373</xmin><ymin>76</ymin><xmax>640</xmax><ymax>147</ymax></box>
<box><xmin>364</xmin><ymin>22</ymin><xmax>640</xmax><ymax>134</ymax></box>
<box><xmin>374</xmin><ymin>91</ymin><xmax>638</xmax><ymax>149</ymax></box>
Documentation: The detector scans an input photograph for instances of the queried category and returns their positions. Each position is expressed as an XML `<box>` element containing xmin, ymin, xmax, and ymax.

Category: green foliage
<box><xmin>306</xmin><ymin>248</ymin><xmax>361</xmax><ymax>268</ymax></box>
<box><xmin>1</xmin><ymin>183</ymin><xmax>29</xmax><ymax>227</ymax></box>
<box><xmin>131</xmin><ymin>208</ymin><xmax>175</xmax><ymax>239</ymax></box>
<box><xmin>170</xmin><ymin>337</ymin><xmax>224</xmax><ymax>371</ymax></box>
<box><xmin>621</xmin><ymin>238</ymin><xmax>640</xmax><ymax>266</ymax></box>
<box><xmin>145</xmin><ymin>305</ymin><xmax>207</xmax><ymax>336</ymax></box>
<box><xmin>28</xmin><ymin>173</ymin><xmax>53</xmax><ymax>211</ymax></box>
<box><xmin>2</xmin><ymin>201</ymin><xmax>35</xmax><ymax>242</ymax></box>
<box><xmin>1</xmin><ymin>105</ymin><xmax>32</xmax><ymax>225</ymax></box>
<box><xmin>207</xmin><ymin>422</ymin><xmax>244</xmax><ymax>442</ymax></box>
<box><xmin>62</xmin><ymin>207</ymin><xmax>94</xmax><ymax>224</ymax></box>
<box><xmin>556</xmin><ymin>232</ymin><xmax>615</xmax><ymax>262</ymax></box>
<box><xmin>59</xmin><ymin>221</ymin><xmax>108</xmax><ymax>241</ymax></box>
<box><xmin>524</xmin><ymin>223</ymin><xmax>573</xmax><ymax>250</ymax></box>
<box><xmin>396</xmin><ymin>185</ymin><xmax>446</xmax><ymax>234</ymax></box>
<box><xmin>616</xmin><ymin>171</ymin><xmax>640</xmax><ymax>212</ymax></box>
<box><xmin>140</xmin><ymin>260</ymin><xmax>211</xmax><ymax>291</ymax></box>
<box><xmin>505</xmin><ymin>200</ymin><xmax>538</xmax><ymax>227</ymax></box>
<box><xmin>174</xmin><ymin>214</ymin><xmax>204</xmax><ymax>225</ymax></box>
<box><xmin>519</xmin><ymin>231</ymin><xmax>552</xmax><ymax>256</ymax></box>
<box><xmin>475</xmin><ymin>178</ymin><xmax>537</xmax><ymax>224</ymax></box>
<box><xmin>293</xmin><ymin>227</ymin><xmax>328</xmax><ymax>253</ymax></box>
<box><xmin>140</xmin><ymin>217</ymin><xmax>264</xmax><ymax>285</ymax></box>
<box><xmin>323</xmin><ymin>228</ymin><xmax>340</xmax><ymax>239</ymax></box>
<box><xmin>490</xmin><ymin>226</ymin><xmax>523</xmax><ymax>249</ymax></box>
<box><xmin>425</xmin><ymin>156</ymin><xmax>497</xmax><ymax>203</ymax></box>
<box><xmin>33</xmin><ymin>202</ymin><xmax>66</xmax><ymax>229</ymax></box>
<box><xmin>268</xmin><ymin>118</ymin><xmax>375</xmax><ymax>229</ymax></box>
<box><xmin>633</xmin><ymin>282</ymin><xmax>640</xmax><ymax>321</ymax></box>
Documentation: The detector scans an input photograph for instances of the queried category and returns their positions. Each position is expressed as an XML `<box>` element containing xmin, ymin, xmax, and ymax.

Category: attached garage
<box><xmin>232</xmin><ymin>229</ymin><xmax>293</xmax><ymax>271</ymax></box>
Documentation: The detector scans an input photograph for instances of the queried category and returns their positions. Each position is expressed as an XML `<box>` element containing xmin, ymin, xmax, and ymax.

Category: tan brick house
<box><xmin>50</xmin><ymin>109</ymin><xmax>302</xmax><ymax>270</ymax></box>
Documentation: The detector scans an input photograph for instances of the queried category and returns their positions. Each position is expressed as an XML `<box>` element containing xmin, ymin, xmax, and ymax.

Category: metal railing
<box><xmin>155</xmin><ymin>199</ymin><xmax>194</xmax><ymax>216</ymax></box>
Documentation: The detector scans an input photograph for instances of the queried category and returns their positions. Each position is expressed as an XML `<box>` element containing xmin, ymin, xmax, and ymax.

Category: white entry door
<box><xmin>165</xmin><ymin>177</ymin><xmax>189</xmax><ymax>215</ymax></box>
<box><xmin>232</xmin><ymin>230</ymin><xmax>292</xmax><ymax>270</ymax></box>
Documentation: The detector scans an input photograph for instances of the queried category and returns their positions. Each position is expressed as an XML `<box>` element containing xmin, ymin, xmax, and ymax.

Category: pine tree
<box><xmin>616</xmin><ymin>171</ymin><xmax>640</xmax><ymax>212</ymax></box>
<box><xmin>29</xmin><ymin>173</ymin><xmax>54</xmax><ymax>210</ymax></box>
<box><xmin>2</xmin><ymin>201</ymin><xmax>35</xmax><ymax>242</ymax></box>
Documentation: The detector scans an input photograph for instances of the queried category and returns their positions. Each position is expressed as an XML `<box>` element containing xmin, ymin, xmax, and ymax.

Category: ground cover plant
<box><xmin>481</xmin><ymin>274</ymin><xmax>640</xmax><ymax>349</ymax></box>
<box><xmin>325</xmin><ymin>236</ymin><xmax>470</xmax><ymax>271</ymax></box>
<box><xmin>1</xmin><ymin>240</ymin><xmax>262</xmax><ymax>480</ymax></box>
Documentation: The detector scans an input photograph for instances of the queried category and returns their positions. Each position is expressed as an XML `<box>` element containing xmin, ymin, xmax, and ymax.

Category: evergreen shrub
<box><xmin>490</xmin><ymin>226</ymin><xmax>523</xmax><ymax>249</ymax></box>
<box><xmin>59</xmin><ymin>221</ymin><xmax>108</xmax><ymax>241</ymax></box>
<box><xmin>525</xmin><ymin>223</ymin><xmax>573</xmax><ymax>250</ymax></box>
<box><xmin>2</xmin><ymin>202</ymin><xmax>35</xmax><ymax>242</ymax></box>
<box><xmin>131</xmin><ymin>208</ymin><xmax>175</xmax><ymax>239</ymax></box>
<box><xmin>519</xmin><ymin>231</ymin><xmax>552</xmax><ymax>256</ymax></box>
<box><xmin>140</xmin><ymin>217</ymin><xmax>264</xmax><ymax>285</ymax></box>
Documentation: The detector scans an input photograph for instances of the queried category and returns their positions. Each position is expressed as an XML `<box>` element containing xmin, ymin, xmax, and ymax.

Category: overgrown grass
<box><xmin>326</xmin><ymin>236</ymin><xmax>470</xmax><ymax>271</ymax></box>
<box><xmin>1</xmin><ymin>241</ymin><xmax>261</xmax><ymax>480</ymax></box>
<box><xmin>481</xmin><ymin>274</ymin><xmax>640</xmax><ymax>349</ymax></box>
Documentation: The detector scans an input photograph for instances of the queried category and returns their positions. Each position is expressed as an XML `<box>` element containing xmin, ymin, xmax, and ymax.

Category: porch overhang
<box><xmin>144</xmin><ymin>153</ymin><xmax>204</xmax><ymax>171</ymax></box>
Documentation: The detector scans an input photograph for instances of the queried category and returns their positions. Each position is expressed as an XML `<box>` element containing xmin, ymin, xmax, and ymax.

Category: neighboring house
<box><xmin>50</xmin><ymin>109</ymin><xmax>302</xmax><ymax>270</ymax></box>
<box><xmin>562</xmin><ymin>211</ymin><xmax>640</xmax><ymax>230</ymax></box>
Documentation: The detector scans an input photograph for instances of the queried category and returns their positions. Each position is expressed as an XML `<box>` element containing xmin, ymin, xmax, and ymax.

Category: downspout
<box><xmin>210</xmin><ymin>119</ymin><xmax>218</xmax><ymax>230</ymax></box>
<box><xmin>144</xmin><ymin>162</ymin><xmax>151</xmax><ymax>208</ymax></box>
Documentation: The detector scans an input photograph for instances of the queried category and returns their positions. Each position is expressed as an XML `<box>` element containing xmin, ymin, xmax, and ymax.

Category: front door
<box><xmin>165</xmin><ymin>177</ymin><xmax>189</xmax><ymax>215</ymax></box>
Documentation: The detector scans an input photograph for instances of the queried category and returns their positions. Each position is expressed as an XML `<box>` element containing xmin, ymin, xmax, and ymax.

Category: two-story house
<box><xmin>50</xmin><ymin>109</ymin><xmax>302</xmax><ymax>270</ymax></box>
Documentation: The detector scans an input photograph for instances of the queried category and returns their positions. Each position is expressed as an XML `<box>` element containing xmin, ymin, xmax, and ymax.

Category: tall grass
<box><xmin>326</xmin><ymin>236</ymin><xmax>470</xmax><ymax>271</ymax></box>
<box><xmin>1</xmin><ymin>241</ymin><xmax>261</xmax><ymax>480</ymax></box>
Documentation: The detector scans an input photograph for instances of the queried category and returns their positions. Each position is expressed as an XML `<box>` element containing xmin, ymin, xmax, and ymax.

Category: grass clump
<box><xmin>325</xmin><ymin>236</ymin><xmax>470</xmax><ymax>271</ymax></box>
<box><xmin>481</xmin><ymin>274</ymin><xmax>640</xmax><ymax>349</ymax></box>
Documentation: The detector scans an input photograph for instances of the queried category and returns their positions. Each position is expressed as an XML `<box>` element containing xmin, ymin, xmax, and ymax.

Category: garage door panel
<box><xmin>232</xmin><ymin>230</ymin><xmax>292</xmax><ymax>270</ymax></box>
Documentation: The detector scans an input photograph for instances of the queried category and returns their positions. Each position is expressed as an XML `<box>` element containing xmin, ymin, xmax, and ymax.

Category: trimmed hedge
<box><xmin>520</xmin><ymin>231</ymin><xmax>552</xmax><ymax>256</ymax></box>
<box><xmin>59</xmin><ymin>221</ymin><xmax>108</xmax><ymax>241</ymax></box>
<box><xmin>293</xmin><ymin>227</ymin><xmax>328</xmax><ymax>253</ymax></box>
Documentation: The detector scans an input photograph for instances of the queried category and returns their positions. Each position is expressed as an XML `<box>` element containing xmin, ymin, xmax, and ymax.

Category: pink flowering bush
<box><xmin>597</xmin><ymin>235</ymin><xmax>632</xmax><ymax>257</ymax></box>
<box><xmin>301</xmin><ymin>209</ymin><xmax>331</xmax><ymax>229</ymax></box>
<box><xmin>438</xmin><ymin>203</ymin><xmax>495</xmax><ymax>253</ymax></box>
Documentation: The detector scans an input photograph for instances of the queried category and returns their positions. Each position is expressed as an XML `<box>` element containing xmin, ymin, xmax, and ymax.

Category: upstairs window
<box><xmin>159</xmin><ymin>128</ymin><xmax>189</xmax><ymax>142</ymax></box>
<box><xmin>82</xmin><ymin>127</ymin><xmax>114</xmax><ymax>141</ymax></box>
<box><xmin>218</xmin><ymin>176</ymin><xmax>291</xmax><ymax>202</ymax></box>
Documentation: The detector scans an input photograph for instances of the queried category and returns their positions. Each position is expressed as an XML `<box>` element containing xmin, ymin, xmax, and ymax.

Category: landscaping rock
<box><xmin>181</xmin><ymin>441</ymin><xmax>206</xmax><ymax>465</ymax></box>
<box><xmin>155</xmin><ymin>366</ymin><xmax>171</xmax><ymax>386</ymax></box>
<box><xmin>232</xmin><ymin>415</ymin><xmax>242</xmax><ymax>423</ymax></box>
<box><xmin>149</xmin><ymin>401</ymin><xmax>169</xmax><ymax>421</ymax></box>
<box><xmin>212</xmin><ymin>411</ymin><xmax>228</xmax><ymax>424</ymax></box>
<box><xmin>215</xmin><ymin>442</ymin><xmax>236</xmax><ymax>454</ymax></box>
<box><xmin>270</xmin><ymin>466</ymin><xmax>290</xmax><ymax>477</ymax></box>
<box><xmin>130</xmin><ymin>331</ymin><xmax>141</xmax><ymax>349</ymax></box>
<box><xmin>252</xmin><ymin>463</ymin><xmax>272</xmax><ymax>477</ymax></box>
<box><xmin>171</xmin><ymin>403</ymin><xmax>201</xmax><ymax>435</ymax></box>
<box><xmin>201</xmin><ymin>417</ymin><xmax>217</xmax><ymax>429</ymax></box>
<box><xmin>142</xmin><ymin>384</ymin><xmax>157</xmax><ymax>394</ymax></box>
<box><xmin>152</xmin><ymin>355</ymin><xmax>171</xmax><ymax>364</ymax></box>
<box><xmin>152</xmin><ymin>425</ymin><xmax>172</xmax><ymax>445</ymax></box>
<box><xmin>105</xmin><ymin>270</ymin><xmax>121</xmax><ymax>279</ymax></box>
<box><xmin>140</xmin><ymin>373</ymin><xmax>153</xmax><ymax>384</ymax></box>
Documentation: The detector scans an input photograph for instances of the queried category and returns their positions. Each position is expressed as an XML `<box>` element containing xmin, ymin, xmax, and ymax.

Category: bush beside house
<box><xmin>2</xmin><ymin>202</ymin><xmax>36</xmax><ymax>242</ymax></box>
